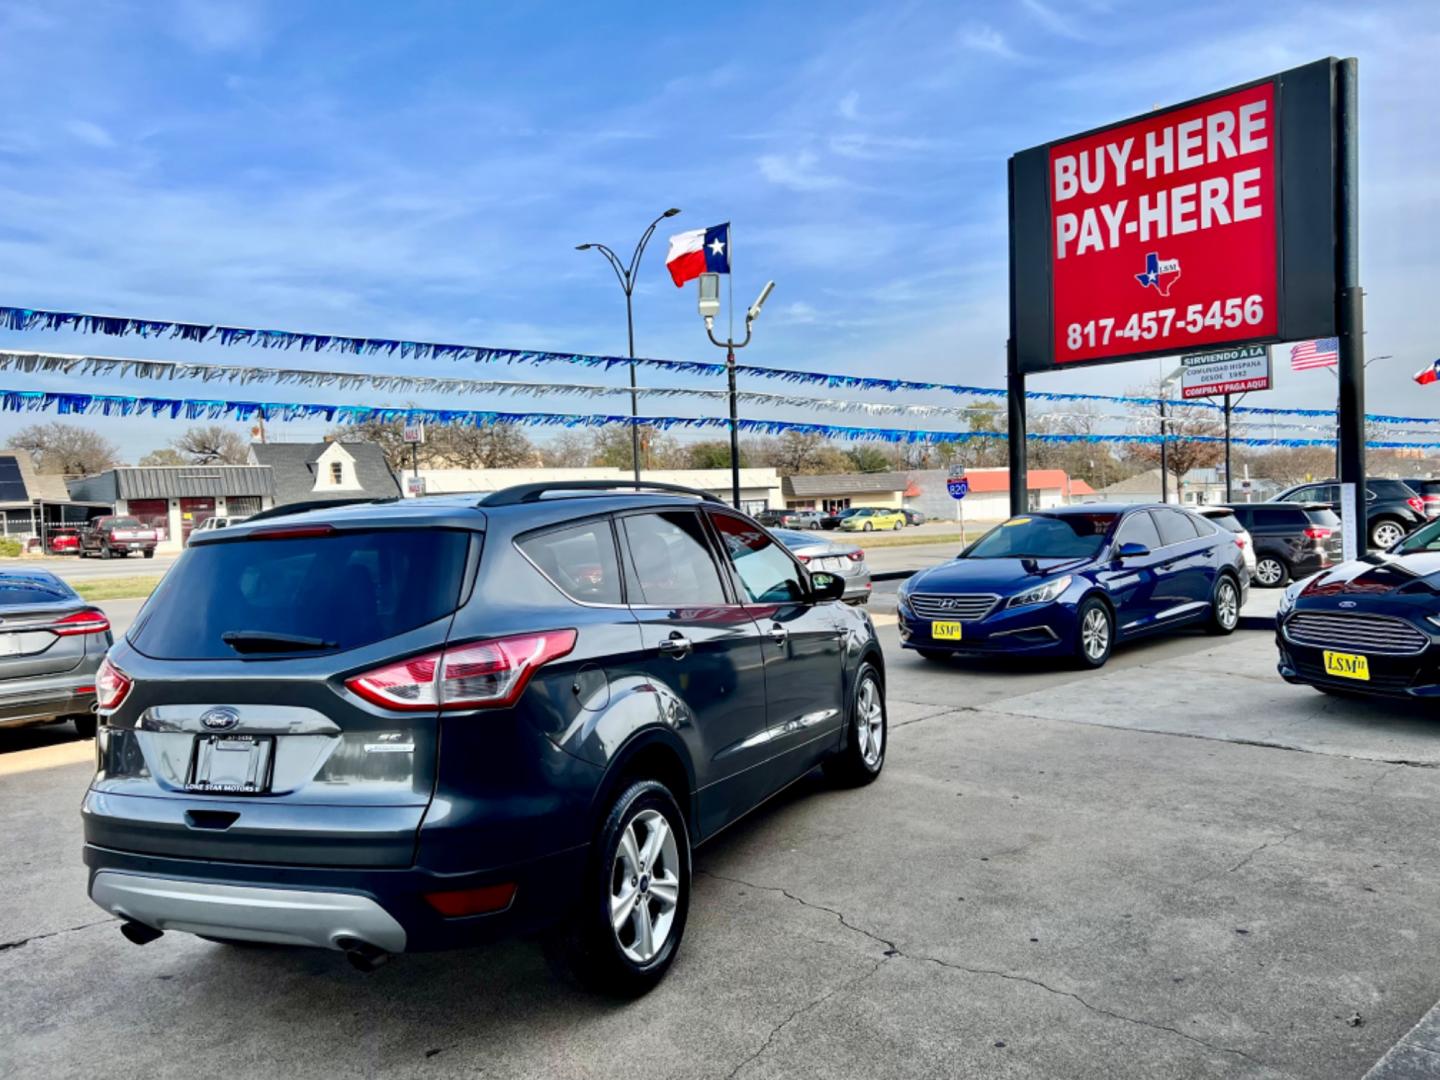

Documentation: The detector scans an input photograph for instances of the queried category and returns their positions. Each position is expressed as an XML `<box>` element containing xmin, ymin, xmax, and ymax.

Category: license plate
<box><xmin>187</xmin><ymin>734</ymin><xmax>274</xmax><ymax>794</ymax></box>
<box><xmin>932</xmin><ymin>620</ymin><xmax>963</xmax><ymax>641</ymax></box>
<box><xmin>1323</xmin><ymin>650</ymin><xmax>1370</xmax><ymax>681</ymax></box>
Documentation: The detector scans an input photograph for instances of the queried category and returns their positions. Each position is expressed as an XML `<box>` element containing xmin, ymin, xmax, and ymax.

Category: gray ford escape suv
<box><xmin>83</xmin><ymin>482</ymin><xmax>886</xmax><ymax>995</ymax></box>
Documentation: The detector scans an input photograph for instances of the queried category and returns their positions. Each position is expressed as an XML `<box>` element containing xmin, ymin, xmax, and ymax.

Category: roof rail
<box><xmin>478</xmin><ymin>480</ymin><xmax>723</xmax><ymax>507</ymax></box>
<box><xmin>244</xmin><ymin>496</ymin><xmax>396</xmax><ymax>523</ymax></box>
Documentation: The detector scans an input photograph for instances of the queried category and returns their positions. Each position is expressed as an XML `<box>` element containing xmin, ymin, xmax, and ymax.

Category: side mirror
<box><xmin>809</xmin><ymin>571</ymin><xmax>846</xmax><ymax>603</ymax></box>
<box><xmin>1116</xmin><ymin>542</ymin><xmax>1150</xmax><ymax>560</ymax></box>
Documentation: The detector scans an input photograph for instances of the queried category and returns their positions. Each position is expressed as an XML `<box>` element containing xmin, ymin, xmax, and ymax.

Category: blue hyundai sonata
<box><xmin>897</xmin><ymin>504</ymin><xmax>1248</xmax><ymax>668</ymax></box>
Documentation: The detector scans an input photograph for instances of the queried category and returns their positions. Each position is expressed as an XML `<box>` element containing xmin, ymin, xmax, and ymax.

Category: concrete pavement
<box><xmin>4</xmin><ymin>626</ymin><xmax>1440</xmax><ymax>1077</ymax></box>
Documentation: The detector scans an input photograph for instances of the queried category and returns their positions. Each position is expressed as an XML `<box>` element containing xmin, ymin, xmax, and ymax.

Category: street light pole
<box><xmin>577</xmin><ymin>208</ymin><xmax>681</xmax><ymax>482</ymax></box>
<box><xmin>702</xmin><ymin>279</ymin><xmax>776</xmax><ymax>509</ymax></box>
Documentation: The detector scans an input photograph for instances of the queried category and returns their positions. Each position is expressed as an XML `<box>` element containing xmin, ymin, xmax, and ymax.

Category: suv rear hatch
<box><xmin>1302</xmin><ymin>506</ymin><xmax>1344</xmax><ymax>564</ymax></box>
<box><xmin>88</xmin><ymin>522</ymin><xmax>477</xmax><ymax>867</ymax></box>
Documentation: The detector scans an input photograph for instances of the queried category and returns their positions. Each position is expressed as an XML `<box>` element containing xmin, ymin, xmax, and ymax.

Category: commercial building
<box><xmin>67</xmin><ymin>465</ymin><xmax>276</xmax><ymax>552</ymax></box>
<box><xmin>249</xmin><ymin>440</ymin><xmax>402</xmax><ymax>506</ymax></box>
<box><xmin>781</xmin><ymin>472</ymin><xmax>917</xmax><ymax>512</ymax></box>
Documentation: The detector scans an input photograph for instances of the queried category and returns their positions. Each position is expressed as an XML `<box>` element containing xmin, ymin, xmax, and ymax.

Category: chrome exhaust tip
<box><xmin>119</xmin><ymin>919</ymin><xmax>163</xmax><ymax>945</ymax></box>
<box><xmin>337</xmin><ymin>938</ymin><xmax>390</xmax><ymax>972</ymax></box>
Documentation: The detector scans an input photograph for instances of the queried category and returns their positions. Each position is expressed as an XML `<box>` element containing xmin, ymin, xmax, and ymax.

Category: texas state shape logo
<box><xmin>1134</xmin><ymin>252</ymin><xmax>1181</xmax><ymax>297</ymax></box>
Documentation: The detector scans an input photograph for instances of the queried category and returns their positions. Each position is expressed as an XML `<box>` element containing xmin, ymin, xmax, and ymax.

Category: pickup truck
<box><xmin>80</xmin><ymin>515</ymin><xmax>158</xmax><ymax>559</ymax></box>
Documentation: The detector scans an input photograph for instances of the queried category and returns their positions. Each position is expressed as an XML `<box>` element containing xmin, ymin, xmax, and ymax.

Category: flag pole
<box><xmin>727</xmin><ymin>227</ymin><xmax>740</xmax><ymax>508</ymax></box>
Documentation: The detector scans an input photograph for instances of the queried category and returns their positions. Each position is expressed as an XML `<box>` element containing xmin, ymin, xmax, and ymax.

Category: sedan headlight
<box><xmin>1276</xmin><ymin>580</ymin><xmax>1305</xmax><ymax>619</ymax></box>
<box><xmin>1006</xmin><ymin>574</ymin><xmax>1072</xmax><ymax>609</ymax></box>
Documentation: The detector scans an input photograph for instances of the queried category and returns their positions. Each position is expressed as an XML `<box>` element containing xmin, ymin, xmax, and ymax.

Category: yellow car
<box><xmin>838</xmin><ymin>507</ymin><xmax>906</xmax><ymax>532</ymax></box>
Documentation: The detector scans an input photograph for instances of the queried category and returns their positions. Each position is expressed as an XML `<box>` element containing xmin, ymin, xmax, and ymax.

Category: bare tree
<box><xmin>171</xmin><ymin>424</ymin><xmax>250</xmax><ymax>464</ymax></box>
<box><xmin>537</xmin><ymin>431</ymin><xmax>594</xmax><ymax>468</ymax></box>
<box><xmin>428</xmin><ymin>424</ymin><xmax>537</xmax><ymax>469</ymax></box>
<box><xmin>1124</xmin><ymin>382</ymin><xmax>1224</xmax><ymax>491</ymax></box>
<box><xmin>7</xmin><ymin>422</ymin><xmax>121</xmax><ymax>476</ymax></box>
<box><xmin>138</xmin><ymin>448</ymin><xmax>188</xmax><ymax>467</ymax></box>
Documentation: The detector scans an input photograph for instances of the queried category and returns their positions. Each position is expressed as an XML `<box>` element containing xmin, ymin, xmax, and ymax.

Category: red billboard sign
<box><xmin>1008</xmin><ymin>60</ymin><xmax>1338</xmax><ymax>376</ymax></box>
<box><xmin>1049</xmin><ymin>83</ymin><xmax>1277</xmax><ymax>364</ymax></box>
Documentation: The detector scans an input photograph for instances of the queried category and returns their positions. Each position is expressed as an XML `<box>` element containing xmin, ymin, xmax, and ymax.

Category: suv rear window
<box><xmin>1203</xmin><ymin>511</ymin><xmax>1242</xmax><ymax>533</ymax></box>
<box><xmin>1251</xmin><ymin>506</ymin><xmax>1305</xmax><ymax>527</ymax></box>
<box><xmin>1303</xmin><ymin>508</ymin><xmax>1341</xmax><ymax>528</ymax></box>
<box><xmin>1370</xmin><ymin>479</ymin><xmax>1418</xmax><ymax>498</ymax></box>
<box><xmin>131</xmin><ymin>529</ymin><xmax>470</xmax><ymax>659</ymax></box>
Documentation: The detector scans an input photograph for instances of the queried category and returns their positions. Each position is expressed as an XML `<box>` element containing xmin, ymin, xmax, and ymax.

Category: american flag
<box><xmin>1290</xmin><ymin>337</ymin><xmax>1339</xmax><ymax>371</ymax></box>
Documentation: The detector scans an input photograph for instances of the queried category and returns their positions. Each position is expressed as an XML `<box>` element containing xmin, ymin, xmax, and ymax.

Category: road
<box><xmin>0</xmin><ymin>553</ymin><xmax>181</xmax><ymax>581</ymax></box>
<box><xmin>4</xmin><ymin>619</ymin><xmax>1438</xmax><ymax>1078</ymax></box>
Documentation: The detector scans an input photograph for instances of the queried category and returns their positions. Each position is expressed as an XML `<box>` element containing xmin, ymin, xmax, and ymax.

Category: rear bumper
<box><xmin>0</xmin><ymin>683</ymin><xmax>97</xmax><ymax>729</ymax></box>
<box><xmin>85</xmin><ymin>840</ymin><xmax>589</xmax><ymax>953</ymax></box>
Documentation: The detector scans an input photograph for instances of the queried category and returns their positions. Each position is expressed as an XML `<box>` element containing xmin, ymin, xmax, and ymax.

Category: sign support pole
<box><xmin>1335</xmin><ymin>57</ymin><xmax>1366</xmax><ymax>559</ymax></box>
<box><xmin>1223</xmin><ymin>394</ymin><xmax>1233</xmax><ymax>502</ymax></box>
<box><xmin>1006</xmin><ymin>339</ymin><xmax>1027</xmax><ymax>516</ymax></box>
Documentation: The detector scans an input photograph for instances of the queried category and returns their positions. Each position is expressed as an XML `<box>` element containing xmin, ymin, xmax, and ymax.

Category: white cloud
<box><xmin>756</xmin><ymin>150</ymin><xmax>846</xmax><ymax>192</ymax></box>
<box><xmin>1020</xmin><ymin>0</ymin><xmax>1093</xmax><ymax>41</ymax></box>
<box><xmin>169</xmin><ymin>0</ymin><xmax>269</xmax><ymax>53</ymax></box>
<box><xmin>64</xmin><ymin>120</ymin><xmax>115</xmax><ymax>149</ymax></box>
<box><xmin>959</xmin><ymin>24</ymin><xmax>1022</xmax><ymax>61</ymax></box>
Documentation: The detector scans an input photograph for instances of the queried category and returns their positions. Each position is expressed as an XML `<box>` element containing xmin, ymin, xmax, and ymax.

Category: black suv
<box><xmin>1272</xmin><ymin>479</ymin><xmax>1425</xmax><ymax>550</ymax></box>
<box><xmin>1222</xmin><ymin>503</ymin><xmax>1342</xmax><ymax>587</ymax></box>
<box><xmin>82</xmin><ymin>482</ymin><xmax>885</xmax><ymax>995</ymax></box>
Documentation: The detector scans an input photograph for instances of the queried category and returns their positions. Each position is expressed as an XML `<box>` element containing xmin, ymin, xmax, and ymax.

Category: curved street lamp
<box><xmin>576</xmin><ymin>208</ymin><xmax>681</xmax><ymax>480</ymax></box>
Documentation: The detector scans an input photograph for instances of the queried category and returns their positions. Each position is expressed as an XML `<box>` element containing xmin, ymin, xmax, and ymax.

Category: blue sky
<box><xmin>0</xmin><ymin>0</ymin><xmax>1436</xmax><ymax>458</ymax></box>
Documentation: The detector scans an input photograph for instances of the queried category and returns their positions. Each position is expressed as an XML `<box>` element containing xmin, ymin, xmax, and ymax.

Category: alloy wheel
<box><xmin>1255</xmin><ymin>558</ymin><xmax>1283</xmax><ymax>586</ymax></box>
<box><xmin>609</xmin><ymin>808</ymin><xmax>681</xmax><ymax>965</ymax></box>
<box><xmin>1216</xmin><ymin>579</ymin><xmax>1239</xmax><ymax>629</ymax></box>
<box><xmin>1081</xmin><ymin>607</ymin><xmax>1110</xmax><ymax>661</ymax></box>
<box><xmin>855</xmin><ymin>674</ymin><xmax>884</xmax><ymax>768</ymax></box>
<box><xmin>1372</xmin><ymin>521</ymin><xmax>1405</xmax><ymax>549</ymax></box>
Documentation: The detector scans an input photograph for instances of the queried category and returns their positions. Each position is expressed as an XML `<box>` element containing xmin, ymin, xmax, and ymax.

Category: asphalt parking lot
<box><xmin>4</xmin><ymin>613</ymin><xmax>1440</xmax><ymax>1078</ymax></box>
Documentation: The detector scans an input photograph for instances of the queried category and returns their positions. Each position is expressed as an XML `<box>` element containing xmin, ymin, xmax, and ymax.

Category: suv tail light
<box><xmin>1303</xmin><ymin>526</ymin><xmax>1333</xmax><ymax>541</ymax></box>
<box><xmin>1407</xmin><ymin>496</ymin><xmax>1425</xmax><ymax>516</ymax></box>
<box><xmin>96</xmin><ymin>657</ymin><xmax>132</xmax><ymax>711</ymax></box>
<box><xmin>1234</xmin><ymin>536</ymin><xmax>1248</xmax><ymax>549</ymax></box>
<box><xmin>795</xmin><ymin>554</ymin><xmax>810</xmax><ymax>563</ymax></box>
<box><xmin>847</xmin><ymin>550</ymin><xmax>865</xmax><ymax>562</ymax></box>
<box><xmin>51</xmin><ymin>608</ymin><xmax>110</xmax><ymax>636</ymax></box>
<box><xmin>346</xmin><ymin>629</ymin><xmax>577</xmax><ymax>712</ymax></box>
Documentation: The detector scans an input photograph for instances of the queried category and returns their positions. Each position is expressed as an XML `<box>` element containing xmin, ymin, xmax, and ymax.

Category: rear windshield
<box><xmin>0</xmin><ymin>576</ymin><xmax>75</xmax><ymax>605</ymax></box>
<box><xmin>1206</xmin><ymin>512</ymin><xmax>1244</xmax><ymax>533</ymax></box>
<box><xmin>1304</xmin><ymin>508</ymin><xmax>1341</xmax><ymax>527</ymax></box>
<box><xmin>1371</xmin><ymin>479</ymin><xmax>1417</xmax><ymax>498</ymax></box>
<box><xmin>107</xmin><ymin>517</ymin><xmax>143</xmax><ymax>529</ymax></box>
<box><xmin>967</xmin><ymin>513</ymin><xmax>1117</xmax><ymax>559</ymax></box>
<box><xmin>131</xmin><ymin>529</ymin><xmax>470</xmax><ymax>659</ymax></box>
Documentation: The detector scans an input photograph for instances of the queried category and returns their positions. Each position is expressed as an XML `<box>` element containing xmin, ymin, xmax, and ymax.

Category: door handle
<box><xmin>658</xmin><ymin>632</ymin><xmax>692</xmax><ymax>659</ymax></box>
<box><xmin>769</xmin><ymin>624</ymin><xmax>788</xmax><ymax>646</ymax></box>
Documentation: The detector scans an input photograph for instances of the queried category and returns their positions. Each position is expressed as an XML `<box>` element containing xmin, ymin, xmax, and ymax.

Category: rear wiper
<box><xmin>221</xmin><ymin>630</ymin><xmax>336</xmax><ymax>654</ymax></box>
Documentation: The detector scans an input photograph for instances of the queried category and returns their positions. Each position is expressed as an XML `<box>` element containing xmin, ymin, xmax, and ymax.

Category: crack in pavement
<box><xmin>0</xmin><ymin>916</ymin><xmax>117</xmax><ymax>954</ymax></box>
<box><xmin>890</xmin><ymin>705</ymin><xmax>979</xmax><ymax>731</ymax></box>
<box><xmin>722</xmin><ymin>957</ymin><xmax>886</xmax><ymax>1080</ymax></box>
<box><xmin>1225</xmin><ymin>825</ymin><xmax>1304</xmax><ymax>875</ymax></box>
<box><xmin>700</xmin><ymin>870</ymin><xmax>1272</xmax><ymax>1074</ymax></box>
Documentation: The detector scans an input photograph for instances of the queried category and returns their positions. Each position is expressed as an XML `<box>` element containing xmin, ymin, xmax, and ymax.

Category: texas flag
<box><xmin>666</xmin><ymin>223</ymin><xmax>730</xmax><ymax>287</ymax></box>
<box><xmin>1415</xmin><ymin>359</ymin><xmax>1440</xmax><ymax>386</ymax></box>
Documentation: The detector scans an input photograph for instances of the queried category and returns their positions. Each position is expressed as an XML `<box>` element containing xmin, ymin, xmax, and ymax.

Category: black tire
<box><xmin>917</xmin><ymin>648</ymin><xmax>950</xmax><ymax>662</ymax></box>
<box><xmin>824</xmin><ymin>662</ymin><xmax>886</xmax><ymax>786</ymax></box>
<box><xmin>1369</xmin><ymin>517</ymin><xmax>1406</xmax><ymax>551</ymax></box>
<box><xmin>1254</xmin><ymin>555</ymin><xmax>1289</xmax><ymax>588</ymax></box>
<box><xmin>1206</xmin><ymin>574</ymin><xmax>1240</xmax><ymax>635</ymax></box>
<box><xmin>100</xmin><ymin>544</ymin><xmax>112</xmax><ymax>560</ymax></box>
<box><xmin>863</xmin><ymin>522</ymin><xmax>873</xmax><ymax>532</ymax></box>
<box><xmin>558</xmin><ymin>779</ymin><xmax>690</xmax><ymax>998</ymax></box>
<box><xmin>1074</xmin><ymin>597</ymin><xmax>1114</xmax><ymax>669</ymax></box>
<box><xmin>893</xmin><ymin>520</ymin><xmax>903</xmax><ymax>531</ymax></box>
<box><xmin>71</xmin><ymin>713</ymin><xmax>97</xmax><ymax>739</ymax></box>
<box><xmin>143</xmin><ymin>548</ymin><xmax>155</xmax><ymax>559</ymax></box>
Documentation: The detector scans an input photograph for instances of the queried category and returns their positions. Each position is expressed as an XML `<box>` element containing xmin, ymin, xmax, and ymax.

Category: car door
<box><xmin>1150</xmin><ymin>509</ymin><xmax>1215</xmax><ymax>619</ymax></box>
<box><xmin>706</xmin><ymin>509</ymin><xmax>846</xmax><ymax>770</ymax></box>
<box><xmin>616</xmin><ymin>508</ymin><xmax>772</xmax><ymax>840</ymax></box>
<box><xmin>1098</xmin><ymin>509</ymin><xmax>1166</xmax><ymax>632</ymax></box>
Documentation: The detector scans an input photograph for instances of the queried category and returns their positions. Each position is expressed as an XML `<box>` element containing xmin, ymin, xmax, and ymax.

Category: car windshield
<box><xmin>1395</xmin><ymin>518</ymin><xmax>1440</xmax><ymax>553</ymax></box>
<box><xmin>965</xmin><ymin>513</ymin><xmax>1118</xmax><ymax>559</ymax></box>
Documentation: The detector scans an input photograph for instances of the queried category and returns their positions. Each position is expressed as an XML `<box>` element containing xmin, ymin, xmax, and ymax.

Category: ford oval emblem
<box><xmin>1338</xmin><ymin>600</ymin><xmax>1357</xmax><ymax>609</ymax></box>
<box><xmin>199</xmin><ymin>707</ymin><xmax>240</xmax><ymax>732</ymax></box>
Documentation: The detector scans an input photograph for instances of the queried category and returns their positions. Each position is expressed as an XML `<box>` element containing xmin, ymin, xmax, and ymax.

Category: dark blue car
<box><xmin>897</xmin><ymin>504</ymin><xmax>1247</xmax><ymax>668</ymax></box>
<box><xmin>1276</xmin><ymin>515</ymin><xmax>1440</xmax><ymax>698</ymax></box>
<box><xmin>82</xmin><ymin>482</ymin><xmax>886</xmax><ymax>996</ymax></box>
